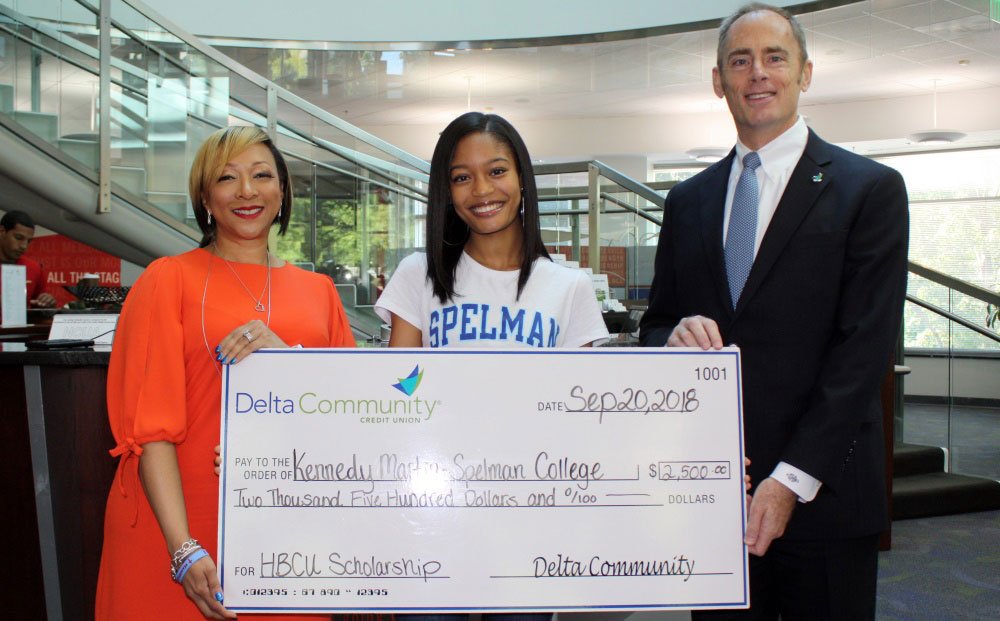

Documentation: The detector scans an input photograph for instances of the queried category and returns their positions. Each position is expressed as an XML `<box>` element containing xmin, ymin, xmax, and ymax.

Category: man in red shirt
<box><xmin>1</xmin><ymin>210</ymin><xmax>56</xmax><ymax>308</ymax></box>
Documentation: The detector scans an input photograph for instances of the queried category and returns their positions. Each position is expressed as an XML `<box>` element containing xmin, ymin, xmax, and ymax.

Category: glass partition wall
<box><xmin>0</xmin><ymin>0</ymin><xmax>430</xmax><ymax>323</ymax></box>
<box><xmin>889</xmin><ymin>147</ymin><xmax>1000</xmax><ymax>480</ymax></box>
<box><xmin>534</xmin><ymin>163</ymin><xmax>666</xmax><ymax>307</ymax></box>
<box><xmin>0</xmin><ymin>0</ymin><xmax>670</xmax><ymax>341</ymax></box>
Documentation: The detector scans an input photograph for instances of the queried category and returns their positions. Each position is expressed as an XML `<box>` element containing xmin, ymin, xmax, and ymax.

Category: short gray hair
<box><xmin>717</xmin><ymin>3</ymin><xmax>809</xmax><ymax>69</ymax></box>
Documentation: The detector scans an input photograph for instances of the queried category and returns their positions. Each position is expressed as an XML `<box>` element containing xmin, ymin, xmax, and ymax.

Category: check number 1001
<box><xmin>695</xmin><ymin>366</ymin><xmax>728</xmax><ymax>381</ymax></box>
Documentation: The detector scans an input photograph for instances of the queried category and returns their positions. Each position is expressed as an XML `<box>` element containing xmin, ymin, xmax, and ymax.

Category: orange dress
<box><xmin>96</xmin><ymin>248</ymin><xmax>354</xmax><ymax>620</ymax></box>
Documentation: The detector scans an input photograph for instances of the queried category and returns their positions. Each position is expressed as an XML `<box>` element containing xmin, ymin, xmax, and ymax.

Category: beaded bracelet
<box><xmin>173</xmin><ymin>548</ymin><xmax>209</xmax><ymax>584</ymax></box>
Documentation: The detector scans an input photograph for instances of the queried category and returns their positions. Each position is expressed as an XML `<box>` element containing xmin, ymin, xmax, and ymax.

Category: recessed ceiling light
<box><xmin>958</xmin><ymin>59</ymin><xmax>970</xmax><ymax>66</ymax></box>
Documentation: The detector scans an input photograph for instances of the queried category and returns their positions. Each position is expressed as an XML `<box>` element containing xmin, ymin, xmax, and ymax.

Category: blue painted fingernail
<box><xmin>229</xmin><ymin>357</ymin><xmax>237</xmax><ymax>365</ymax></box>
<box><xmin>215</xmin><ymin>345</ymin><xmax>221</xmax><ymax>353</ymax></box>
<box><xmin>216</xmin><ymin>353</ymin><xmax>224</xmax><ymax>362</ymax></box>
<box><xmin>214</xmin><ymin>591</ymin><xmax>224</xmax><ymax>603</ymax></box>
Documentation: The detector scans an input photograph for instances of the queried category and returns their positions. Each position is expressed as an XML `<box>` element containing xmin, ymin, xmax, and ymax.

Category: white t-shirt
<box><xmin>374</xmin><ymin>252</ymin><xmax>609</xmax><ymax>348</ymax></box>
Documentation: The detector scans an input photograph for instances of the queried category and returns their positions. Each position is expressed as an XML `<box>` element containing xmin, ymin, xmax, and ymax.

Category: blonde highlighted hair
<box><xmin>189</xmin><ymin>126</ymin><xmax>292</xmax><ymax>247</ymax></box>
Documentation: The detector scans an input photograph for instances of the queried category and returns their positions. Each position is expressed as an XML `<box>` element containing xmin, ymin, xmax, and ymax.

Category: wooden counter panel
<box><xmin>42</xmin><ymin>365</ymin><xmax>115</xmax><ymax>621</ymax></box>
<box><xmin>0</xmin><ymin>365</ymin><xmax>46</xmax><ymax>619</ymax></box>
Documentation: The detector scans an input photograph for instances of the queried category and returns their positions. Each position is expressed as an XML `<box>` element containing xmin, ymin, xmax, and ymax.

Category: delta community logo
<box><xmin>392</xmin><ymin>365</ymin><xmax>423</xmax><ymax>396</ymax></box>
<box><xmin>232</xmin><ymin>364</ymin><xmax>441</xmax><ymax>424</ymax></box>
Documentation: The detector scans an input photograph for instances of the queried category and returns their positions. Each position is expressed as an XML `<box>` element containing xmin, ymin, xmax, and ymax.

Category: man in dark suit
<box><xmin>639</xmin><ymin>4</ymin><xmax>908</xmax><ymax>619</ymax></box>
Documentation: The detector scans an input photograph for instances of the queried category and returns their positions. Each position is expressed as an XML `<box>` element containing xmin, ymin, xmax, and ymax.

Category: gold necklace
<box><xmin>213</xmin><ymin>243</ymin><xmax>270</xmax><ymax>312</ymax></box>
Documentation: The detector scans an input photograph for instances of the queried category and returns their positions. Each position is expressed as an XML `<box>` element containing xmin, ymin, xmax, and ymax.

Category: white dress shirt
<box><xmin>722</xmin><ymin>116</ymin><xmax>822</xmax><ymax>503</ymax></box>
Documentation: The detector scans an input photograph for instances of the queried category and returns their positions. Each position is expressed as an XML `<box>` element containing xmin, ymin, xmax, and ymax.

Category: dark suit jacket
<box><xmin>640</xmin><ymin>130</ymin><xmax>909</xmax><ymax>540</ymax></box>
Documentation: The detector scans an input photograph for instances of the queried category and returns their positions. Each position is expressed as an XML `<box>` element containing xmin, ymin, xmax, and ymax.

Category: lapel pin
<box><xmin>812</xmin><ymin>172</ymin><xmax>824</xmax><ymax>183</ymax></box>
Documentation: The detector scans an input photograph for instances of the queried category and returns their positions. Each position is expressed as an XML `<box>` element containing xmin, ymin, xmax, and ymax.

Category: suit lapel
<box><xmin>699</xmin><ymin>150</ymin><xmax>737</xmax><ymax>315</ymax></box>
<box><xmin>735</xmin><ymin>130</ymin><xmax>834</xmax><ymax>315</ymax></box>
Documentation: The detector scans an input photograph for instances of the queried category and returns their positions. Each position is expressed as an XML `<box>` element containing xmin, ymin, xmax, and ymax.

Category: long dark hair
<box><xmin>426</xmin><ymin>112</ymin><xmax>548</xmax><ymax>303</ymax></box>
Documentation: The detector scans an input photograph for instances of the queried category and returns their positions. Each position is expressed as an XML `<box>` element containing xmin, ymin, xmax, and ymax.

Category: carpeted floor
<box><xmin>876</xmin><ymin>510</ymin><xmax>1000</xmax><ymax>620</ymax></box>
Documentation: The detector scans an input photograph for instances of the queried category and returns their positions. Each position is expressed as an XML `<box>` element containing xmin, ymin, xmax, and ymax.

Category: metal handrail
<box><xmin>0</xmin><ymin>112</ymin><xmax>201</xmax><ymax>241</ymax></box>
<box><xmin>12</xmin><ymin>0</ymin><xmax>430</xmax><ymax>178</ymax></box>
<box><xmin>0</xmin><ymin>6</ymin><xmax>149</xmax><ymax>100</ymax></box>
<box><xmin>535</xmin><ymin>160</ymin><xmax>667</xmax><ymax>209</ymax></box>
<box><xmin>906</xmin><ymin>295</ymin><xmax>1000</xmax><ymax>344</ymax></box>
<box><xmin>227</xmin><ymin>95</ymin><xmax>427</xmax><ymax>191</ymax></box>
<box><xmin>2</xmin><ymin>3</ymin><xmax>429</xmax><ymax>206</ymax></box>
<box><xmin>909</xmin><ymin>261</ymin><xmax>1000</xmax><ymax>308</ymax></box>
<box><xmin>282</xmin><ymin>148</ymin><xmax>428</xmax><ymax>205</ymax></box>
<box><xmin>536</xmin><ymin>192</ymin><xmax>662</xmax><ymax>217</ymax></box>
<box><xmin>110</xmin><ymin>0</ymin><xmax>431</xmax><ymax>174</ymax></box>
<box><xmin>73</xmin><ymin>0</ymin><xmax>194</xmax><ymax>81</ymax></box>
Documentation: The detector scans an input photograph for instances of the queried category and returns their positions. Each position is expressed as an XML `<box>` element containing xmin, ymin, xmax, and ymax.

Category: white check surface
<box><xmin>218</xmin><ymin>348</ymin><xmax>748</xmax><ymax>613</ymax></box>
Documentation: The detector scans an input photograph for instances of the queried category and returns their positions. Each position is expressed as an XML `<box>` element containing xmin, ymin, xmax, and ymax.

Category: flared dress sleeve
<box><xmin>107</xmin><ymin>256</ymin><xmax>189</xmax><ymax>462</ymax></box>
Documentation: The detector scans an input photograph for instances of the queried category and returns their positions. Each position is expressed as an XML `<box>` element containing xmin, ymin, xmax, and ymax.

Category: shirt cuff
<box><xmin>770</xmin><ymin>462</ymin><xmax>822</xmax><ymax>503</ymax></box>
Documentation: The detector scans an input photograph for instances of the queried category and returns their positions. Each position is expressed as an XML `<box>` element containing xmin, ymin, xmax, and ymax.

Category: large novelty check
<box><xmin>218</xmin><ymin>348</ymin><xmax>749</xmax><ymax>614</ymax></box>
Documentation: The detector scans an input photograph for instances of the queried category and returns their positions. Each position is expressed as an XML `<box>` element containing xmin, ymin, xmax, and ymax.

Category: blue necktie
<box><xmin>725</xmin><ymin>151</ymin><xmax>761</xmax><ymax>308</ymax></box>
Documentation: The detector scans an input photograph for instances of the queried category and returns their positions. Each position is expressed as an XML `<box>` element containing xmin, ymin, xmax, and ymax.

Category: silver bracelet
<box><xmin>170</xmin><ymin>538</ymin><xmax>201</xmax><ymax>567</ymax></box>
<box><xmin>170</xmin><ymin>539</ymin><xmax>204</xmax><ymax>580</ymax></box>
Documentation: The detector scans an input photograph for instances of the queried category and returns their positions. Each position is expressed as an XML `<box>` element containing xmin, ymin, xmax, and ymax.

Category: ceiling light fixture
<box><xmin>907</xmin><ymin>79</ymin><xmax>965</xmax><ymax>145</ymax></box>
<box><xmin>907</xmin><ymin>130</ymin><xmax>966</xmax><ymax>145</ymax></box>
<box><xmin>686</xmin><ymin>147</ymin><xmax>729</xmax><ymax>163</ymax></box>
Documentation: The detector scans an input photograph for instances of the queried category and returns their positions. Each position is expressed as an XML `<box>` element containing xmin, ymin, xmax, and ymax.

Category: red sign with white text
<box><xmin>23</xmin><ymin>234</ymin><xmax>122</xmax><ymax>307</ymax></box>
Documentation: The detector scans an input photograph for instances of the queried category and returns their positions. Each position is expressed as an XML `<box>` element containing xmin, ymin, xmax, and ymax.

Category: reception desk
<box><xmin>1</xmin><ymin>348</ymin><xmax>114</xmax><ymax>621</ymax></box>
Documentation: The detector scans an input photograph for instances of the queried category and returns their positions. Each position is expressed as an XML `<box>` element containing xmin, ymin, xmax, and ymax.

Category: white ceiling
<box><xmin>216</xmin><ymin>0</ymin><xmax>1000</xmax><ymax>134</ymax></box>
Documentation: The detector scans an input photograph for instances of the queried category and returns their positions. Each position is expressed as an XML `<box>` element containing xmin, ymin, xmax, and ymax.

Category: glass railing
<box><xmin>531</xmin><ymin>161</ymin><xmax>669</xmax><ymax>344</ymax></box>
<box><xmin>902</xmin><ymin>263</ymin><xmax>1000</xmax><ymax>480</ymax></box>
<box><xmin>0</xmin><ymin>0</ymin><xmax>432</xmax><ymax>339</ymax></box>
<box><xmin>534</xmin><ymin>164</ymin><xmax>666</xmax><ymax>292</ymax></box>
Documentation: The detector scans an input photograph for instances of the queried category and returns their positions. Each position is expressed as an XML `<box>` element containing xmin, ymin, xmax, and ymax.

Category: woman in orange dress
<box><xmin>96</xmin><ymin>126</ymin><xmax>354</xmax><ymax>620</ymax></box>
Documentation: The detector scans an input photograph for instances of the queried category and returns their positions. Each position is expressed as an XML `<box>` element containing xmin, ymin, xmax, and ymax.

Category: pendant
<box><xmin>254</xmin><ymin>302</ymin><xmax>265</xmax><ymax>312</ymax></box>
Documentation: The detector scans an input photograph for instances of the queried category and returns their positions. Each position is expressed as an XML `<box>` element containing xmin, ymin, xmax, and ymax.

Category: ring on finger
<box><xmin>243</xmin><ymin>330</ymin><xmax>254</xmax><ymax>343</ymax></box>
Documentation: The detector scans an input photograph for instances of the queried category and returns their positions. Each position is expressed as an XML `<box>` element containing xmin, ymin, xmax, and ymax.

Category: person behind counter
<box><xmin>375</xmin><ymin>112</ymin><xmax>609</xmax><ymax>349</ymax></box>
<box><xmin>0</xmin><ymin>210</ymin><xmax>57</xmax><ymax>310</ymax></box>
<box><xmin>95</xmin><ymin>126</ymin><xmax>354</xmax><ymax>620</ymax></box>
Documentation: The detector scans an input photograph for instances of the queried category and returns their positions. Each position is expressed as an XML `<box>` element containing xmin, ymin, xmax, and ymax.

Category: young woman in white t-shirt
<box><xmin>375</xmin><ymin>112</ymin><xmax>608</xmax><ymax>348</ymax></box>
